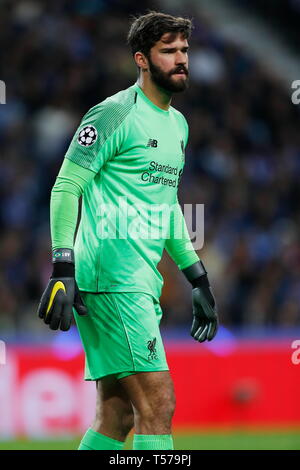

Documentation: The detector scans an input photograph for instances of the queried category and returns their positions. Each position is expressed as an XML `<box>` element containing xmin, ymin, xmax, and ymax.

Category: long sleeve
<box><xmin>50</xmin><ymin>158</ymin><xmax>96</xmax><ymax>250</ymax></box>
<box><xmin>165</xmin><ymin>198</ymin><xmax>200</xmax><ymax>270</ymax></box>
<box><xmin>50</xmin><ymin>99</ymin><xmax>128</xmax><ymax>250</ymax></box>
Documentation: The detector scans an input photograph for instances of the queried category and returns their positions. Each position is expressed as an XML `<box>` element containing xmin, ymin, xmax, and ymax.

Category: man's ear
<box><xmin>134</xmin><ymin>51</ymin><xmax>149</xmax><ymax>72</ymax></box>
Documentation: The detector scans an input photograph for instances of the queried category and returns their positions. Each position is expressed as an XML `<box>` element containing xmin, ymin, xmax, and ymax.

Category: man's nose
<box><xmin>175</xmin><ymin>51</ymin><xmax>187</xmax><ymax>65</ymax></box>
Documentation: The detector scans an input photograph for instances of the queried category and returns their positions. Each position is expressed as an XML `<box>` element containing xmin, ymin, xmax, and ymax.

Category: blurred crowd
<box><xmin>231</xmin><ymin>0</ymin><xmax>300</xmax><ymax>52</ymax></box>
<box><xmin>0</xmin><ymin>0</ymin><xmax>300</xmax><ymax>333</ymax></box>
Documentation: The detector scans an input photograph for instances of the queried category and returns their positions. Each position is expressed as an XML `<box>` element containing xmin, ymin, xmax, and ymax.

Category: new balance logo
<box><xmin>147</xmin><ymin>337</ymin><xmax>158</xmax><ymax>360</ymax></box>
<box><xmin>147</xmin><ymin>139</ymin><xmax>158</xmax><ymax>148</ymax></box>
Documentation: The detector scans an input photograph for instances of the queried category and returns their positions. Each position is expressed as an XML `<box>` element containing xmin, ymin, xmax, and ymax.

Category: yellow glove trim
<box><xmin>46</xmin><ymin>281</ymin><xmax>66</xmax><ymax>316</ymax></box>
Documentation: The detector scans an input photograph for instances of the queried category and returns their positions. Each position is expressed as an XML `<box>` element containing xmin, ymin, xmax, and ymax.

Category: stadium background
<box><xmin>0</xmin><ymin>0</ymin><xmax>300</xmax><ymax>450</ymax></box>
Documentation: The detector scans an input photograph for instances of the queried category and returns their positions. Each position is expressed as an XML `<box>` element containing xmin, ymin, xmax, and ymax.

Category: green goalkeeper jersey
<box><xmin>52</xmin><ymin>82</ymin><xmax>199</xmax><ymax>301</ymax></box>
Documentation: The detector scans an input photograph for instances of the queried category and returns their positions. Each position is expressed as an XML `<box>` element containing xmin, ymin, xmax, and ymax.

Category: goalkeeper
<box><xmin>37</xmin><ymin>11</ymin><xmax>218</xmax><ymax>451</ymax></box>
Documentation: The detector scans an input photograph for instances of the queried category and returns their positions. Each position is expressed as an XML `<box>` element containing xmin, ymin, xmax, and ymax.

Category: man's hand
<box><xmin>182</xmin><ymin>260</ymin><xmax>219</xmax><ymax>342</ymax></box>
<box><xmin>37</xmin><ymin>249</ymin><xmax>87</xmax><ymax>331</ymax></box>
<box><xmin>191</xmin><ymin>277</ymin><xmax>218</xmax><ymax>342</ymax></box>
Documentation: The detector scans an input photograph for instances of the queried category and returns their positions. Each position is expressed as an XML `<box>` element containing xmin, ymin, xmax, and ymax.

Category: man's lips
<box><xmin>172</xmin><ymin>70</ymin><xmax>188</xmax><ymax>76</ymax></box>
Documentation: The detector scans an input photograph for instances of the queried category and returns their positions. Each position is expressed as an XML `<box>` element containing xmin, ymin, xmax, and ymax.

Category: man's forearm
<box><xmin>50</xmin><ymin>188</ymin><xmax>79</xmax><ymax>250</ymax></box>
<box><xmin>50</xmin><ymin>158</ymin><xmax>96</xmax><ymax>250</ymax></box>
<box><xmin>165</xmin><ymin>200</ymin><xmax>199</xmax><ymax>270</ymax></box>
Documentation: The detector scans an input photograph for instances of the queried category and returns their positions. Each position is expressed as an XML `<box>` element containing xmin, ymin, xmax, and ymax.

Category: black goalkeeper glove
<box><xmin>182</xmin><ymin>260</ymin><xmax>218</xmax><ymax>343</ymax></box>
<box><xmin>37</xmin><ymin>248</ymin><xmax>87</xmax><ymax>331</ymax></box>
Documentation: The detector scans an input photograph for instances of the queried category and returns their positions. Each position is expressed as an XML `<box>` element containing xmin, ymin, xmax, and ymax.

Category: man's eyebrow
<box><xmin>159</xmin><ymin>46</ymin><xmax>189</xmax><ymax>52</ymax></box>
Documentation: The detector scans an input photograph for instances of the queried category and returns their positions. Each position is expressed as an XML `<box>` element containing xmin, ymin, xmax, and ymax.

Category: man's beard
<box><xmin>147</xmin><ymin>56</ymin><xmax>189</xmax><ymax>93</ymax></box>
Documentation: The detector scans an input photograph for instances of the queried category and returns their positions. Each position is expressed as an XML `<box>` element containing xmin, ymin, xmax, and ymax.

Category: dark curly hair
<box><xmin>127</xmin><ymin>10</ymin><xmax>193</xmax><ymax>59</ymax></box>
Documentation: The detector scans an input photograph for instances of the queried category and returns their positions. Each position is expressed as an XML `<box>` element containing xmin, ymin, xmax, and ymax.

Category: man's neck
<box><xmin>137</xmin><ymin>77</ymin><xmax>172</xmax><ymax>111</ymax></box>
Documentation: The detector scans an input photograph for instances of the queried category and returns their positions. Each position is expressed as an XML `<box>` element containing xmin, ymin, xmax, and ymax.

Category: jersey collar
<box><xmin>132</xmin><ymin>82</ymin><xmax>170</xmax><ymax>115</ymax></box>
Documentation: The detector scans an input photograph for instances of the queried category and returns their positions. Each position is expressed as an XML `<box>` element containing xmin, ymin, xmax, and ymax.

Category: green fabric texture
<box><xmin>65</xmin><ymin>88</ymin><xmax>137</xmax><ymax>170</ymax></box>
<box><xmin>133</xmin><ymin>433</ymin><xmax>174</xmax><ymax>450</ymax></box>
<box><xmin>50</xmin><ymin>190</ymin><xmax>77</xmax><ymax>249</ymax></box>
<box><xmin>50</xmin><ymin>81</ymin><xmax>200</xmax><ymax>300</ymax></box>
<box><xmin>74</xmin><ymin>291</ymin><xmax>169</xmax><ymax>381</ymax></box>
<box><xmin>78</xmin><ymin>428</ymin><xmax>125</xmax><ymax>450</ymax></box>
<box><xmin>50</xmin><ymin>158</ymin><xmax>95</xmax><ymax>249</ymax></box>
<box><xmin>165</xmin><ymin>197</ymin><xmax>199</xmax><ymax>270</ymax></box>
<box><xmin>50</xmin><ymin>157</ymin><xmax>199</xmax><ymax>268</ymax></box>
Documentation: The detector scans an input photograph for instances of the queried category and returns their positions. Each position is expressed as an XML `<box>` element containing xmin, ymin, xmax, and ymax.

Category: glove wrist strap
<box><xmin>182</xmin><ymin>260</ymin><xmax>206</xmax><ymax>280</ymax></box>
<box><xmin>51</xmin><ymin>263</ymin><xmax>75</xmax><ymax>278</ymax></box>
<box><xmin>191</xmin><ymin>274</ymin><xmax>209</xmax><ymax>289</ymax></box>
<box><xmin>52</xmin><ymin>248</ymin><xmax>75</xmax><ymax>264</ymax></box>
<box><xmin>51</xmin><ymin>249</ymin><xmax>75</xmax><ymax>278</ymax></box>
<box><xmin>182</xmin><ymin>260</ymin><xmax>210</xmax><ymax>289</ymax></box>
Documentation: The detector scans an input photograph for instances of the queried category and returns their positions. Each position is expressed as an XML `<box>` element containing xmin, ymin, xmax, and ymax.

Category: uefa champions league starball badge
<box><xmin>78</xmin><ymin>125</ymin><xmax>98</xmax><ymax>146</ymax></box>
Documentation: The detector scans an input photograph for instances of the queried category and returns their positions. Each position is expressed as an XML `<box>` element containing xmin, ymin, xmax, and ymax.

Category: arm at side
<box><xmin>165</xmin><ymin>199</ymin><xmax>200</xmax><ymax>270</ymax></box>
<box><xmin>50</xmin><ymin>158</ymin><xmax>96</xmax><ymax>250</ymax></box>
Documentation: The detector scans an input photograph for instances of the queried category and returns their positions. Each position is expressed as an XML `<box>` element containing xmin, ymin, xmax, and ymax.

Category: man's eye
<box><xmin>162</xmin><ymin>49</ymin><xmax>188</xmax><ymax>54</ymax></box>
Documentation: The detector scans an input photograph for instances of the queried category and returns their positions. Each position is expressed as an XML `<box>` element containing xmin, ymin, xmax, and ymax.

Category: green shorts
<box><xmin>73</xmin><ymin>291</ymin><xmax>169</xmax><ymax>381</ymax></box>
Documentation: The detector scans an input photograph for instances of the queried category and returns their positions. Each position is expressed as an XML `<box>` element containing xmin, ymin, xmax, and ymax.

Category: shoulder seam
<box><xmin>65</xmin><ymin>87</ymin><xmax>136</xmax><ymax>170</ymax></box>
<box><xmin>83</xmin><ymin>88</ymin><xmax>136</xmax><ymax>150</ymax></box>
<box><xmin>100</xmin><ymin>100</ymin><xmax>136</xmax><ymax>163</ymax></box>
